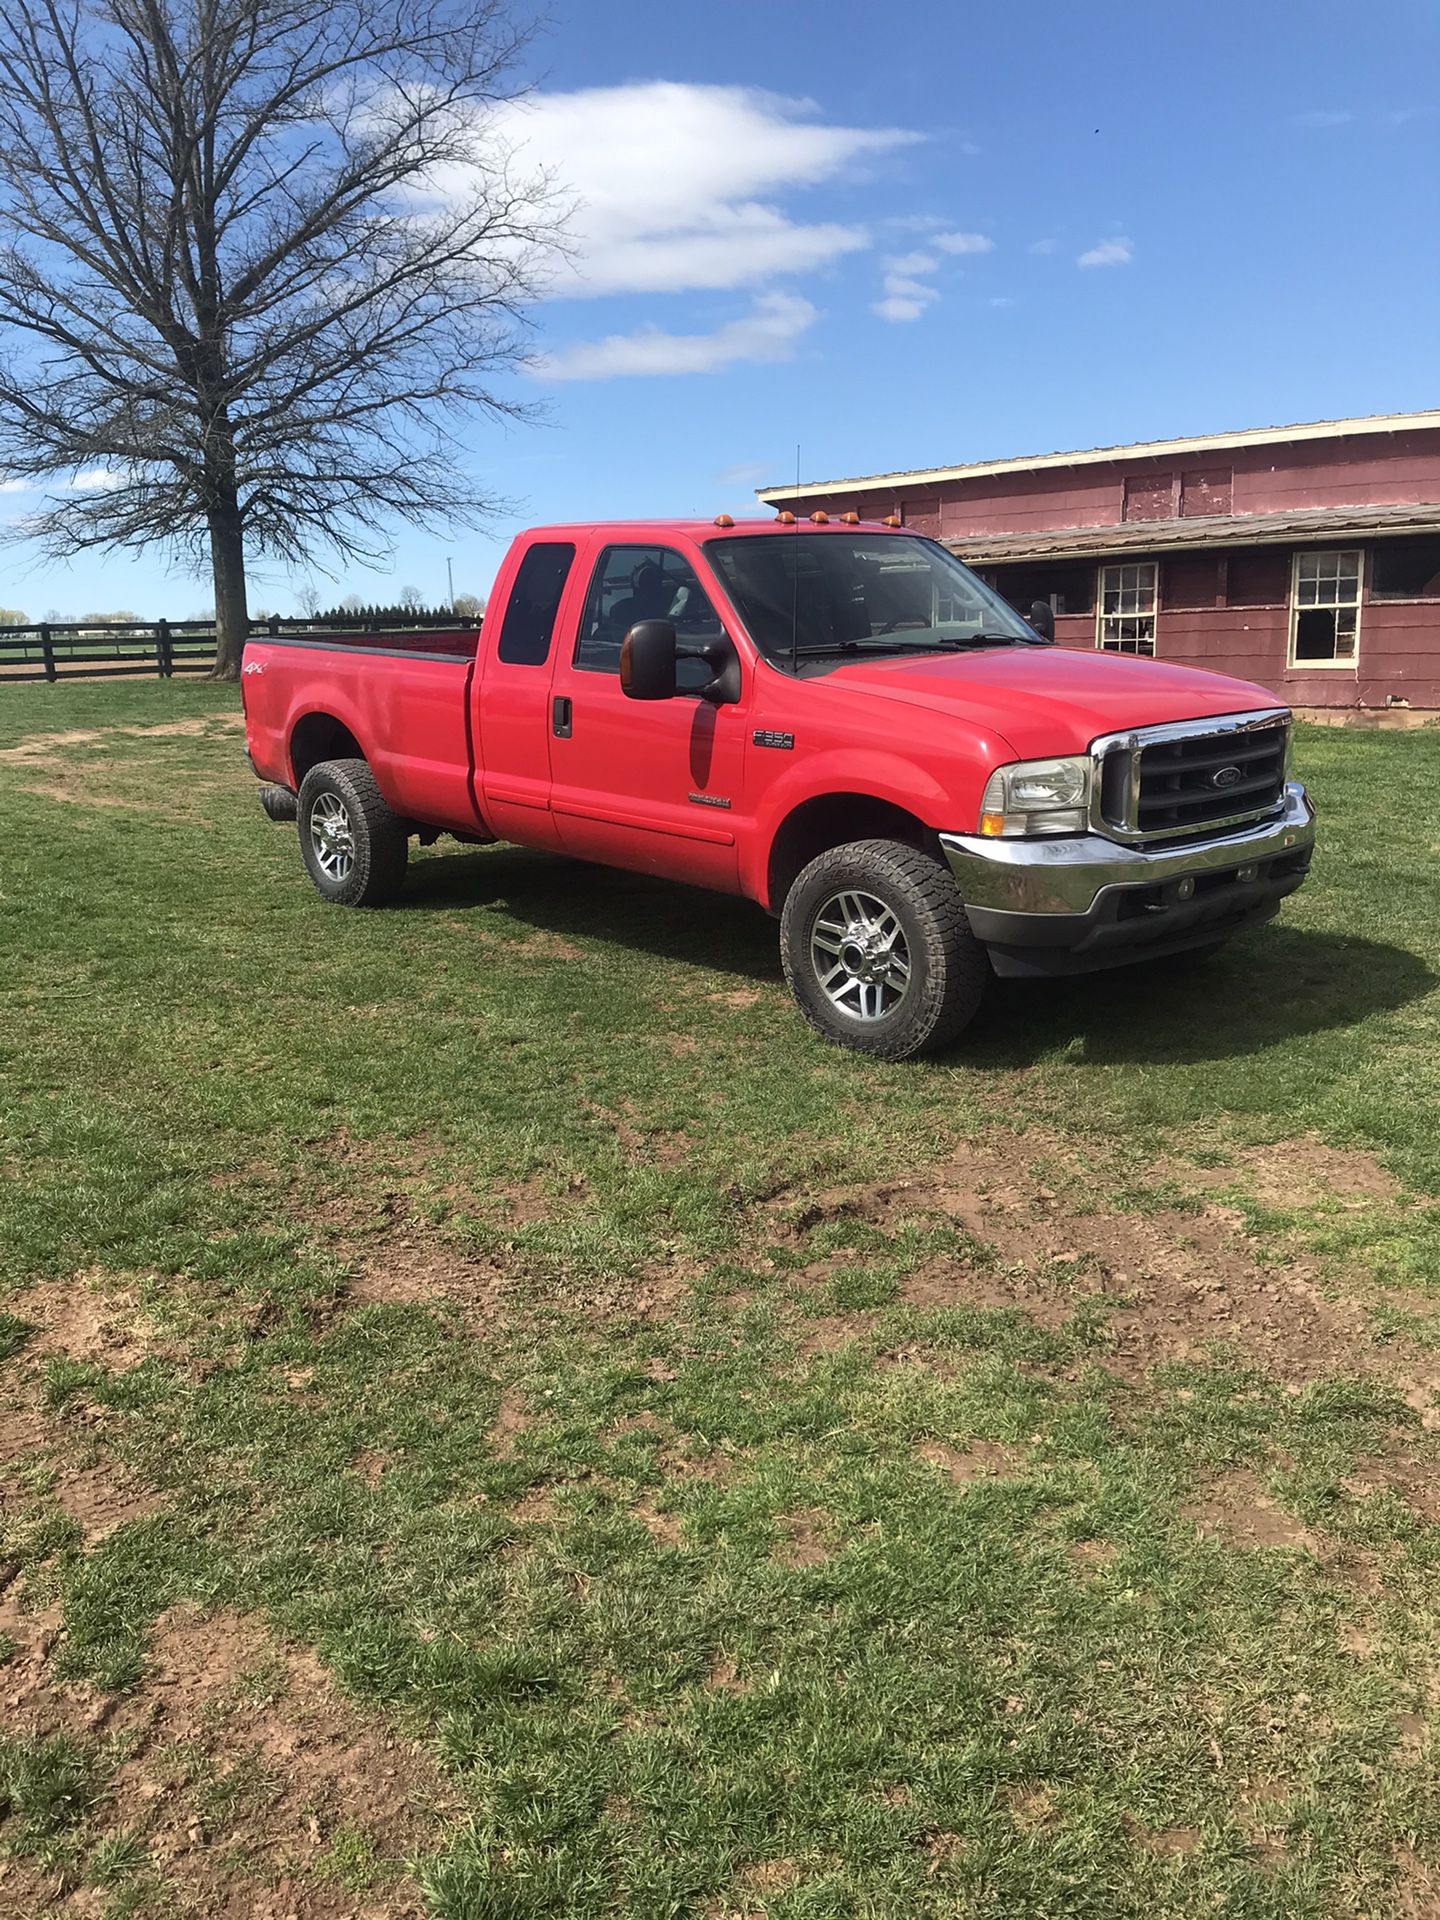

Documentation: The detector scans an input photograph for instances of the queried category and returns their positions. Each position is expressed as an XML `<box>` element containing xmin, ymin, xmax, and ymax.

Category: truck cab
<box><xmin>242</xmin><ymin>516</ymin><xmax>1315</xmax><ymax>1058</ymax></box>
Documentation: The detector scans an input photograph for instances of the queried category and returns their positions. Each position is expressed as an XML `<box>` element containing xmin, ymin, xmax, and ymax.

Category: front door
<box><xmin>546</xmin><ymin>541</ymin><xmax>750</xmax><ymax>892</ymax></box>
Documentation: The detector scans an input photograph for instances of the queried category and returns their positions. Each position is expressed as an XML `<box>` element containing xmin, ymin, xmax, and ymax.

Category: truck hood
<box><xmin>820</xmin><ymin>646</ymin><xmax>1285</xmax><ymax>758</ymax></box>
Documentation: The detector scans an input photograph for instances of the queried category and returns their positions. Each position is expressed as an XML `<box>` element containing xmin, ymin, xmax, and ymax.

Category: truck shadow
<box><xmin>401</xmin><ymin>847</ymin><xmax>1433</xmax><ymax>1067</ymax></box>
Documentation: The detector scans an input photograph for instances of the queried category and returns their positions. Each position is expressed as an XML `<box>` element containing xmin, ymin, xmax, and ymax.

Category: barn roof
<box><xmin>942</xmin><ymin>500</ymin><xmax>1440</xmax><ymax>568</ymax></box>
<box><xmin>754</xmin><ymin>409</ymin><xmax>1440</xmax><ymax>504</ymax></box>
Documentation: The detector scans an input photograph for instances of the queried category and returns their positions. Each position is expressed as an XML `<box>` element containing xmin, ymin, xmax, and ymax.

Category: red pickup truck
<box><xmin>242</xmin><ymin>516</ymin><xmax>1315</xmax><ymax>1058</ymax></box>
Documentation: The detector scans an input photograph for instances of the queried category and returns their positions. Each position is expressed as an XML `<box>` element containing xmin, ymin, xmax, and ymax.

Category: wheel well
<box><xmin>766</xmin><ymin>794</ymin><xmax>935</xmax><ymax>914</ymax></box>
<box><xmin>289</xmin><ymin>712</ymin><xmax>362</xmax><ymax>786</ymax></box>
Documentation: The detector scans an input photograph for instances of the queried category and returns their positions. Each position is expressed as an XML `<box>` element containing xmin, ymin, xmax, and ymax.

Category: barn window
<box><xmin>1370</xmin><ymin>537</ymin><xmax>1440</xmax><ymax>599</ymax></box>
<box><xmin>1097</xmin><ymin>561</ymin><xmax>1157</xmax><ymax>655</ymax></box>
<box><xmin>1290</xmin><ymin>550</ymin><xmax>1361</xmax><ymax>667</ymax></box>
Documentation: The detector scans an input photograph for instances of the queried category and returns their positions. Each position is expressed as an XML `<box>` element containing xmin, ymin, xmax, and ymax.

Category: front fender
<box><xmin>744</xmin><ymin>747</ymin><xmax>977</xmax><ymax>906</ymax></box>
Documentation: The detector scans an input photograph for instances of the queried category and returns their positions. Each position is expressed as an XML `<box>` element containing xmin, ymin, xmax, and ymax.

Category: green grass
<box><xmin>2</xmin><ymin>681</ymin><xmax>1439</xmax><ymax>1917</ymax></box>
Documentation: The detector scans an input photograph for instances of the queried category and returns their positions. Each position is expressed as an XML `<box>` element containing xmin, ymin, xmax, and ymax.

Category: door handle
<box><xmin>552</xmin><ymin>695</ymin><xmax>572</xmax><ymax>739</ymax></box>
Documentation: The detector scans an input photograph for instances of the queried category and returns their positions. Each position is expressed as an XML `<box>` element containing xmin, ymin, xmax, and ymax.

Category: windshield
<box><xmin>704</xmin><ymin>532</ymin><xmax>1037</xmax><ymax>669</ymax></box>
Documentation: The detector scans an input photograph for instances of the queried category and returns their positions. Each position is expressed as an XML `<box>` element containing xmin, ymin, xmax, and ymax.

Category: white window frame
<box><xmin>1096</xmin><ymin>561</ymin><xmax>1158</xmax><ymax>656</ymax></box>
<box><xmin>1288</xmin><ymin>549</ymin><xmax>1363</xmax><ymax>670</ymax></box>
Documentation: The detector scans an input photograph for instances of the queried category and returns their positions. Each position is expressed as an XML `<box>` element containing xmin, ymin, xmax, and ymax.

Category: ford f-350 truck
<box><xmin>241</xmin><ymin>516</ymin><xmax>1315</xmax><ymax>1058</ymax></box>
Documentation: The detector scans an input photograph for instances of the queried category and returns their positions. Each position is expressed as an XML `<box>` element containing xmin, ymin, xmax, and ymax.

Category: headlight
<box><xmin>979</xmin><ymin>756</ymin><xmax>1091</xmax><ymax>837</ymax></box>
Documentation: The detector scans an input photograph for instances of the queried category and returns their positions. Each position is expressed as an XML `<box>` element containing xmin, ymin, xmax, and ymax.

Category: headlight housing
<box><xmin>979</xmin><ymin>756</ymin><xmax>1091</xmax><ymax>837</ymax></box>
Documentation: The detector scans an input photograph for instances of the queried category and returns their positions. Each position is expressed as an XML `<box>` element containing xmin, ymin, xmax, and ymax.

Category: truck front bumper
<box><xmin>939</xmin><ymin>784</ymin><xmax>1316</xmax><ymax>978</ymax></box>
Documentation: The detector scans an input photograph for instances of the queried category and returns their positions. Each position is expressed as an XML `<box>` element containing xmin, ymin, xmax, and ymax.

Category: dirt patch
<box><xmin>0</xmin><ymin>717</ymin><xmax>243</xmax><ymax>765</ymax></box>
<box><xmin>0</xmin><ymin>1602</ymin><xmax>447</xmax><ymax>1918</ymax></box>
<box><xmin>632</xmin><ymin>1499</ymin><xmax>683</xmax><ymax>1546</ymax></box>
<box><xmin>1007</xmin><ymin>1785</ymin><xmax>1056</xmax><ymax>1830</ymax></box>
<box><xmin>346</xmin><ymin>1241</ymin><xmax>512</xmax><ymax>1313</ymax></box>
<box><xmin>1067</xmin><ymin>1538</ymin><xmax>1116</xmax><ymax>1571</ymax></box>
<box><xmin>916</xmin><ymin>1439</ymin><xmax>1016</xmax><ymax>1487</ymax></box>
<box><xmin>1185</xmin><ymin>1470</ymin><xmax>1318</xmax><ymax>1553</ymax></box>
<box><xmin>9</xmin><ymin>1274</ymin><xmax>163</xmax><ymax>1371</ymax></box>
<box><xmin>1173</xmin><ymin>1135</ymin><xmax>1402</xmax><ymax>1210</ymax></box>
<box><xmin>774</xmin><ymin>1510</ymin><xmax>832</xmax><ymax>1568</ymax></box>
<box><xmin>708</xmin><ymin>988</ymin><xmax>763</xmax><ymax>1010</ymax></box>
<box><xmin>759</xmin><ymin>1133</ymin><xmax>1421</xmax><ymax>1392</ymax></box>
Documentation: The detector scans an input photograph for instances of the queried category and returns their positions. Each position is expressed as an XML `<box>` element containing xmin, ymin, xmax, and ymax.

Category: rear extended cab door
<box><xmin>543</xmin><ymin>532</ymin><xmax>753</xmax><ymax>892</ymax></box>
<box><xmin>471</xmin><ymin>533</ymin><xmax>586</xmax><ymax>849</ymax></box>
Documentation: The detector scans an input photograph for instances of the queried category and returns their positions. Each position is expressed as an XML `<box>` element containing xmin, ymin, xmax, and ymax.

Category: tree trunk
<box><xmin>207</xmin><ymin>492</ymin><xmax>249</xmax><ymax>681</ymax></box>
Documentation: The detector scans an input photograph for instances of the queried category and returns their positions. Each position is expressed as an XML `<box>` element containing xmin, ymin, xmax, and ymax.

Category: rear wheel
<box><xmin>297</xmin><ymin>758</ymin><xmax>408</xmax><ymax>907</ymax></box>
<box><xmin>780</xmin><ymin>839</ymin><xmax>989</xmax><ymax>1059</ymax></box>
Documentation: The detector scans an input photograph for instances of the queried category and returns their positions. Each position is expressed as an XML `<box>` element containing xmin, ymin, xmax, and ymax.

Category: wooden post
<box><xmin>40</xmin><ymin>623</ymin><xmax>56</xmax><ymax>683</ymax></box>
<box><xmin>156</xmin><ymin>618</ymin><xmax>172</xmax><ymax>678</ymax></box>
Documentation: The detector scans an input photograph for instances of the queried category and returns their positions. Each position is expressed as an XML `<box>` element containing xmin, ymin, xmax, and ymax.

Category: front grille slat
<box><xmin>1101</xmin><ymin>718</ymin><xmax>1289</xmax><ymax>843</ymax></box>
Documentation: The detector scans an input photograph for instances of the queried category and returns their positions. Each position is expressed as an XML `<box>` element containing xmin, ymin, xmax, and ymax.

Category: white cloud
<box><xmin>0</xmin><ymin>478</ymin><xmax>30</xmax><ymax>493</ymax></box>
<box><xmin>872</xmin><ymin>293</ymin><xmax>931</xmax><ymax>324</ymax></box>
<box><xmin>989</xmin><ymin>296</ymin><xmax>1016</xmax><ymax>309</ymax></box>
<box><xmin>885</xmin><ymin>250</ymin><xmax>937</xmax><ymax>276</ymax></box>
<box><xmin>481</xmin><ymin>83</ymin><xmax>919</xmax><ymax>299</ymax></box>
<box><xmin>1077</xmin><ymin>237</ymin><xmax>1133</xmax><ymax>268</ymax></box>
<box><xmin>69</xmin><ymin>468</ymin><xmax>129</xmax><ymax>490</ymax></box>
<box><xmin>934</xmin><ymin>231</ymin><xmax>993</xmax><ymax>255</ymax></box>
<box><xmin>533</xmin><ymin>291</ymin><xmax>817</xmax><ymax>381</ymax></box>
<box><xmin>1028</xmin><ymin>237</ymin><xmax>1057</xmax><ymax>255</ymax></box>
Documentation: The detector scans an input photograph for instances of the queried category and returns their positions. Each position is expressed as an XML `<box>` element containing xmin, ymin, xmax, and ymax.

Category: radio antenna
<box><xmin>790</xmin><ymin>441</ymin><xmax>800</xmax><ymax>677</ymax></box>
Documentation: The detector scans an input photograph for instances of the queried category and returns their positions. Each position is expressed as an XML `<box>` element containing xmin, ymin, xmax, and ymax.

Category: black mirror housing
<box><xmin>620</xmin><ymin>619</ymin><xmax>678</xmax><ymax>699</ymax></box>
<box><xmin>1027</xmin><ymin>600</ymin><xmax>1056</xmax><ymax>643</ymax></box>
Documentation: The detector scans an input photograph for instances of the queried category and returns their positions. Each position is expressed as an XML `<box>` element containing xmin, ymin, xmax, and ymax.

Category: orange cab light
<box><xmin>841</xmin><ymin>511</ymin><xmax>860</xmax><ymax>525</ymax></box>
<box><xmin>776</xmin><ymin>510</ymin><xmax>795</xmax><ymax>525</ymax></box>
<box><xmin>810</xmin><ymin>509</ymin><xmax>829</xmax><ymax>524</ymax></box>
<box><xmin>882</xmin><ymin>513</ymin><xmax>901</xmax><ymax>528</ymax></box>
<box><xmin>979</xmin><ymin>812</ymin><xmax>1007</xmax><ymax>837</ymax></box>
<box><xmin>714</xmin><ymin>512</ymin><xmax>734</xmax><ymax>527</ymax></box>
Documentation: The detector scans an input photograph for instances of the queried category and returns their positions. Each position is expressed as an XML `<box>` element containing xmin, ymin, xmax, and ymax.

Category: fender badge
<box><xmin>753</xmin><ymin>729</ymin><xmax>794</xmax><ymax>750</ymax></box>
<box><xmin>687</xmin><ymin>792</ymin><xmax>732</xmax><ymax>810</ymax></box>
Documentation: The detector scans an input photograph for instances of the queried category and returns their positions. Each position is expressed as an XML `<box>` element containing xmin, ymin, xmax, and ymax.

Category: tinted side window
<box><xmin>576</xmin><ymin>544</ymin><xmax>724</xmax><ymax>692</ymax></box>
<box><xmin>496</xmin><ymin>542</ymin><xmax>575</xmax><ymax>666</ymax></box>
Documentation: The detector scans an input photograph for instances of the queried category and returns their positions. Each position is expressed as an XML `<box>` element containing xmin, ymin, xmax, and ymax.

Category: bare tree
<box><xmin>0</xmin><ymin>0</ymin><xmax>556</xmax><ymax>678</ymax></box>
<box><xmin>452</xmin><ymin>591</ymin><xmax>485</xmax><ymax>618</ymax></box>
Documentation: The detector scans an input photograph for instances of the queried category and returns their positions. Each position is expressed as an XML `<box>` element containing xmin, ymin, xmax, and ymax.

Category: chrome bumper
<box><xmin>940</xmin><ymin>784</ymin><xmax>1315</xmax><ymax>917</ymax></box>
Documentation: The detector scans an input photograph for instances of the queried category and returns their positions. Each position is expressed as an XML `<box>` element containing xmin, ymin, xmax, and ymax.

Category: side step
<box><xmin>258</xmin><ymin>783</ymin><xmax>298</xmax><ymax>822</ymax></box>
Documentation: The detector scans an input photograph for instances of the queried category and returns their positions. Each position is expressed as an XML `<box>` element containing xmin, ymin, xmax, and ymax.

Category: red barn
<box><xmin>757</xmin><ymin>410</ymin><xmax>1440</xmax><ymax>719</ymax></box>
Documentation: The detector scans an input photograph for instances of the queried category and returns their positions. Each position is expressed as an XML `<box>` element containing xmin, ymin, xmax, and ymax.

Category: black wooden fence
<box><xmin>0</xmin><ymin>613</ymin><xmax>480</xmax><ymax>684</ymax></box>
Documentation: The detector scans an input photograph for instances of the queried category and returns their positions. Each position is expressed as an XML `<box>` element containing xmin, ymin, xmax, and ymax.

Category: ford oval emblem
<box><xmin>1211</xmin><ymin>764</ymin><xmax>1243</xmax><ymax>789</ymax></box>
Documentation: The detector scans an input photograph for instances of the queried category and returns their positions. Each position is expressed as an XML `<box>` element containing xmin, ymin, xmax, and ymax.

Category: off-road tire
<box><xmin>780</xmin><ymin>838</ymin><xmax>989</xmax><ymax>1060</ymax></box>
<box><xmin>298</xmin><ymin>758</ymin><xmax>408</xmax><ymax>907</ymax></box>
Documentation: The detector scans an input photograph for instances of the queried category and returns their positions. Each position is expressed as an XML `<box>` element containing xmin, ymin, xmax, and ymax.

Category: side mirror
<box><xmin>620</xmin><ymin>619</ymin><xmax>678</xmax><ymax>699</ymax></box>
<box><xmin>1027</xmin><ymin>600</ymin><xmax>1056</xmax><ymax>643</ymax></box>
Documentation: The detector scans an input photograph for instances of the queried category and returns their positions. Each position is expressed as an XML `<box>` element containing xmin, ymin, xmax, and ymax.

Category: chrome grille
<box><xmin>1096</xmin><ymin>710</ymin><xmax>1291</xmax><ymax>845</ymax></box>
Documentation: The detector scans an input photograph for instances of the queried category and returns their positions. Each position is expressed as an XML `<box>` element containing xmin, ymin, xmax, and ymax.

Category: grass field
<box><xmin>2</xmin><ymin>681</ymin><xmax>1439</xmax><ymax>1920</ymax></box>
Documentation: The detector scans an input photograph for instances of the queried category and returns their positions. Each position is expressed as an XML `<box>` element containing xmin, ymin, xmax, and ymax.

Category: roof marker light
<box><xmin>882</xmin><ymin>513</ymin><xmax>902</xmax><ymax>528</ymax></box>
<box><xmin>776</xmin><ymin>510</ymin><xmax>795</xmax><ymax>525</ymax></box>
<box><xmin>841</xmin><ymin>511</ymin><xmax>860</xmax><ymax>525</ymax></box>
<box><xmin>810</xmin><ymin>510</ymin><xmax>829</xmax><ymax>524</ymax></box>
<box><xmin>714</xmin><ymin>513</ymin><xmax>734</xmax><ymax>527</ymax></box>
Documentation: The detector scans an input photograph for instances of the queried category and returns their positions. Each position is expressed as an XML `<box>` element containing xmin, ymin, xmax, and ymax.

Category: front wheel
<box><xmin>779</xmin><ymin>839</ymin><xmax>989</xmax><ymax>1060</ymax></box>
<box><xmin>297</xmin><ymin>758</ymin><xmax>408</xmax><ymax>907</ymax></box>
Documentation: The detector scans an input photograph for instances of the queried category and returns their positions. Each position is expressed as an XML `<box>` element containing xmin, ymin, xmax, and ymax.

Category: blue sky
<box><xmin>3</xmin><ymin>0</ymin><xmax>1436</xmax><ymax>619</ymax></box>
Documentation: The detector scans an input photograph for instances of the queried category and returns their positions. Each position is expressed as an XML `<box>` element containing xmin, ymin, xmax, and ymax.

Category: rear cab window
<box><xmin>496</xmin><ymin>542</ymin><xmax>576</xmax><ymax>666</ymax></box>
